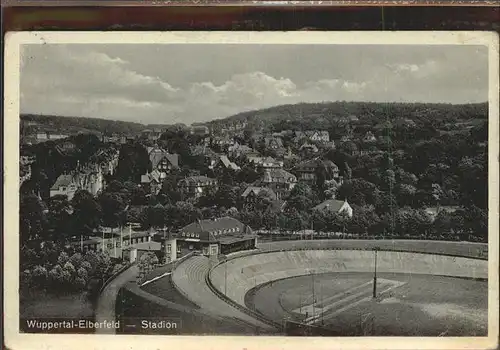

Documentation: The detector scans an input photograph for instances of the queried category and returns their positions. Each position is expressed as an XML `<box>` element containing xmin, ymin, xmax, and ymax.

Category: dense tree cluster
<box><xmin>20</xmin><ymin>242</ymin><xmax>125</xmax><ymax>301</ymax></box>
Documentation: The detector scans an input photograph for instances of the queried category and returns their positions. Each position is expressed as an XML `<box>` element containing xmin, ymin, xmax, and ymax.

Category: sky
<box><xmin>20</xmin><ymin>44</ymin><xmax>488</xmax><ymax>125</ymax></box>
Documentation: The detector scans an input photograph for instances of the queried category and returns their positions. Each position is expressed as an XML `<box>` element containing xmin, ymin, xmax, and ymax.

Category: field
<box><xmin>247</xmin><ymin>272</ymin><xmax>487</xmax><ymax>336</ymax></box>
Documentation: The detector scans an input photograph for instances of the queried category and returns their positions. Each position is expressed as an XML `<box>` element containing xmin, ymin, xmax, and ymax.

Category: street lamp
<box><xmin>372</xmin><ymin>247</ymin><xmax>379</xmax><ymax>298</ymax></box>
<box><xmin>224</xmin><ymin>258</ymin><xmax>227</xmax><ymax>295</ymax></box>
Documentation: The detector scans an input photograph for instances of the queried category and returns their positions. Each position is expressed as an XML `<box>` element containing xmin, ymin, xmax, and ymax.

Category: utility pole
<box><xmin>372</xmin><ymin>248</ymin><xmax>378</xmax><ymax>298</ymax></box>
<box><xmin>120</xmin><ymin>225</ymin><xmax>123</xmax><ymax>260</ymax></box>
<box><xmin>311</xmin><ymin>271</ymin><xmax>316</xmax><ymax>323</ymax></box>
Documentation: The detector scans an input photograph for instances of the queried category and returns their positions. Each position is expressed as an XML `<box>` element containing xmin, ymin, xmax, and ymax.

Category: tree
<box><xmin>396</xmin><ymin>184</ymin><xmax>417</xmax><ymax>207</ymax></box>
<box><xmin>115</xmin><ymin>143</ymin><xmax>150</xmax><ymax>182</ymax></box>
<box><xmin>344</xmin><ymin>162</ymin><xmax>352</xmax><ymax>180</ymax></box>
<box><xmin>138</xmin><ymin>252</ymin><xmax>160</xmax><ymax>282</ymax></box>
<box><xmin>46</xmin><ymin>195</ymin><xmax>73</xmax><ymax>241</ymax></box>
<box><xmin>346</xmin><ymin>205</ymin><xmax>380</xmax><ymax>236</ymax></box>
<box><xmin>71</xmin><ymin>190</ymin><xmax>102</xmax><ymax>236</ymax></box>
<box><xmin>20</xmin><ymin>193</ymin><xmax>47</xmax><ymax>241</ymax></box>
<box><xmin>323</xmin><ymin>179</ymin><xmax>340</xmax><ymax>199</ymax></box>
<box><xmin>337</xmin><ymin>179</ymin><xmax>380</xmax><ymax>206</ymax></box>
<box><xmin>98</xmin><ymin>192</ymin><xmax>127</xmax><ymax>229</ymax></box>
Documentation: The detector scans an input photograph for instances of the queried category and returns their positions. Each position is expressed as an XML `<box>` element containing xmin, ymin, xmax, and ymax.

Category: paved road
<box><xmin>95</xmin><ymin>265</ymin><xmax>139</xmax><ymax>335</ymax></box>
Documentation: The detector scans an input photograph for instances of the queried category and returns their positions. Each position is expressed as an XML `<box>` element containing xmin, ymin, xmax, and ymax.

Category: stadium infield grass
<box><xmin>247</xmin><ymin>272</ymin><xmax>487</xmax><ymax>336</ymax></box>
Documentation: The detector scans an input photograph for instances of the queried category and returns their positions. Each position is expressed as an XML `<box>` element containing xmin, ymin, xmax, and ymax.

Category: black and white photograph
<box><xmin>3</xmin><ymin>31</ymin><xmax>499</xmax><ymax>350</ymax></box>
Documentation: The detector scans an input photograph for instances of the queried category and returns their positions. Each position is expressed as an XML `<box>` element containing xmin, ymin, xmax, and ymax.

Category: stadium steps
<box><xmin>171</xmin><ymin>255</ymin><xmax>276</xmax><ymax>331</ymax></box>
<box><xmin>142</xmin><ymin>274</ymin><xmax>199</xmax><ymax>309</ymax></box>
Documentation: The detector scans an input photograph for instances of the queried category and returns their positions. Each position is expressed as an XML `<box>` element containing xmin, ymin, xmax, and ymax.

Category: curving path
<box><xmin>171</xmin><ymin>255</ymin><xmax>276</xmax><ymax>332</ymax></box>
<box><xmin>95</xmin><ymin>265</ymin><xmax>139</xmax><ymax>334</ymax></box>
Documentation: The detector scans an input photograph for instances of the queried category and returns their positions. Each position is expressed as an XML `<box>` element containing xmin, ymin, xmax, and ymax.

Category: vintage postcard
<box><xmin>3</xmin><ymin>31</ymin><xmax>499</xmax><ymax>350</ymax></box>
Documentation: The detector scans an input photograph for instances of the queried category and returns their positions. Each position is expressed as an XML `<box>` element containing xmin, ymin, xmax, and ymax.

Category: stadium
<box><xmin>112</xmin><ymin>238</ymin><xmax>488</xmax><ymax>336</ymax></box>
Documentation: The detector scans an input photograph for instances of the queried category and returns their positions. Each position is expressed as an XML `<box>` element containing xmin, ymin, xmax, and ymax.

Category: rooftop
<box><xmin>50</xmin><ymin>174</ymin><xmax>74</xmax><ymax>190</ymax></box>
<box><xmin>313</xmin><ymin>199</ymin><xmax>348</xmax><ymax>212</ymax></box>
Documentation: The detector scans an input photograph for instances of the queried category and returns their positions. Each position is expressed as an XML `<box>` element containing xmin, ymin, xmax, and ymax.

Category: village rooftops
<box><xmin>178</xmin><ymin>176</ymin><xmax>217</xmax><ymax>186</ymax></box>
<box><xmin>312</xmin><ymin>199</ymin><xmax>353</xmax><ymax>217</ymax></box>
<box><xmin>141</xmin><ymin>169</ymin><xmax>163</xmax><ymax>184</ymax></box>
<box><xmin>241</xmin><ymin>186</ymin><xmax>277</xmax><ymax>199</ymax></box>
<box><xmin>219</xmin><ymin>155</ymin><xmax>240</xmax><ymax>170</ymax></box>
<box><xmin>297</xmin><ymin>159</ymin><xmax>338</xmax><ymax>170</ymax></box>
<box><xmin>313</xmin><ymin>199</ymin><xmax>347</xmax><ymax>212</ymax></box>
<box><xmin>261</xmin><ymin>169</ymin><xmax>297</xmax><ymax>184</ymax></box>
<box><xmin>149</xmin><ymin>150</ymin><xmax>179</xmax><ymax>169</ymax></box>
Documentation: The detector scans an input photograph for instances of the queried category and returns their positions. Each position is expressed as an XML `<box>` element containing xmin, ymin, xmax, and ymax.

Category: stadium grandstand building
<box><xmin>154</xmin><ymin>217</ymin><xmax>257</xmax><ymax>262</ymax></box>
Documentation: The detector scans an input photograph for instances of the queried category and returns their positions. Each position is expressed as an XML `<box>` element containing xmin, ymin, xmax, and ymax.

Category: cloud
<box><xmin>20</xmin><ymin>44</ymin><xmax>489</xmax><ymax>124</ymax></box>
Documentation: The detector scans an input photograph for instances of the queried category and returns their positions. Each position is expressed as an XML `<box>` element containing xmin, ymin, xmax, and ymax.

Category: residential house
<box><xmin>312</xmin><ymin>199</ymin><xmax>353</xmax><ymax>218</ymax></box>
<box><xmin>120</xmin><ymin>135</ymin><xmax>136</xmax><ymax>144</ymax></box>
<box><xmin>228</xmin><ymin>142</ymin><xmax>257</xmax><ymax>159</ymax></box>
<box><xmin>264</xmin><ymin>136</ymin><xmax>286</xmax><ymax>156</ymax></box>
<box><xmin>177</xmin><ymin>176</ymin><xmax>219</xmax><ymax>199</ymax></box>
<box><xmin>424</xmin><ymin>206</ymin><xmax>460</xmax><ymax>222</ymax></box>
<box><xmin>141</xmin><ymin>129</ymin><xmax>162</xmax><ymax>142</ymax></box>
<box><xmin>101</xmin><ymin>134</ymin><xmax>120</xmax><ymax>143</ymax></box>
<box><xmin>91</xmin><ymin>147</ymin><xmax>120</xmax><ymax>176</ymax></box>
<box><xmin>293</xmin><ymin>130</ymin><xmax>330</xmax><ymax>144</ymax></box>
<box><xmin>141</xmin><ymin>169</ymin><xmax>163</xmax><ymax>195</ymax></box>
<box><xmin>341</xmin><ymin>141</ymin><xmax>360</xmax><ymax>156</ymax></box>
<box><xmin>59</xmin><ymin>140</ymin><xmax>76</xmax><ymax>152</ymax></box>
<box><xmin>299</xmin><ymin>143</ymin><xmax>319</xmax><ymax>156</ymax></box>
<box><xmin>340</xmin><ymin>135</ymin><xmax>353</xmax><ymax>143</ymax></box>
<box><xmin>50</xmin><ymin>163</ymin><xmax>104</xmax><ymax>200</ymax></box>
<box><xmin>211</xmin><ymin>155</ymin><xmax>241</xmax><ymax>172</ymax></box>
<box><xmin>264</xmin><ymin>137</ymin><xmax>284</xmax><ymax>150</ymax></box>
<box><xmin>249</xmin><ymin>156</ymin><xmax>284</xmax><ymax>169</ymax></box>
<box><xmin>190</xmin><ymin>125</ymin><xmax>210</xmax><ymax>136</ymax></box>
<box><xmin>294</xmin><ymin>159</ymin><xmax>341</xmax><ymax>185</ymax></box>
<box><xmin>211</xmin><ymin>136</ymin><xmax>235</xmax><ymax>151</ymax></box>
<box><xmin>34</xmin><ymin>132</ymin><xmax>69</xmax><ymax>143</ymax></box>
<box><xmin>308</xmin><ymin>130</ymin><xmax>330</xmax><ymax>143</ymax></box>
<box><xmin>241</xmin><ymin>186</ymin><xmax>277</xmax><ymax>206</ymax></box>
<box><xmin>148</xmin><ymin>147</ymin><xmax>179</xmax><ymax>176</ymax></box>
<box><xmin>257</xmin><ymin>169</ymin><xmax>297</xmax><ymax>199</ymax></box>
<box><xmin>363</xmin><ymin>131</ymin><xmax>377</xmax><ymax>143</ymax></box>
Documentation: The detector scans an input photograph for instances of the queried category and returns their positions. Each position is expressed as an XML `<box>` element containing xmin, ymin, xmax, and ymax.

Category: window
<box><xmin>116</xmin><ymin>242</ymin><xmax>121</xmax><ymax>248</ymax></box>
<box><xmin>167</xmin><ymin>244</ymin><xmax>172</xmax><ymax>253</ymax></box>
<box><xmin>236</xmin><ymin>227</ymin><xmax>240</xmax><ymax>232</ymax></box>
<box><xmin>177</xmin><ymin>246</ymin><xmax>181</xmax><ymax>253</ymax></box>
<box><xmin>61</xmin><ymin>187</ymin><xmax>66</xmax><ymax>191</ymax></box>
<box><xmin>196</xmin><ymin>234</ymin><xmax>200</xmax><ymax>238</ymax></box>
